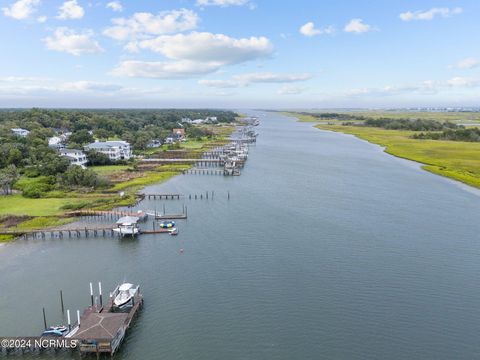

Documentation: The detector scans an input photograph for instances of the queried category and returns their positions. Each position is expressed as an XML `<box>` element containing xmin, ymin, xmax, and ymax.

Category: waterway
<box><xmin>1</xmin><ymin>111</ymin><xmax>479</xmax><ymax>359</ymax></box>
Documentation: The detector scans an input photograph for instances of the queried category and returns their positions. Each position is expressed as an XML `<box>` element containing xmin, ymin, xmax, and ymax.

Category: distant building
<box><xmin>206</xmin><ymin>116</ymin><xmax>217</xmax><ymax>123</ymax></box>
<box><xmin>84</xmin><ymin>140</ymin><xmax>132</xmax><ymax>161</ymax></box>
<box><xmin>173</xmin><ymin>128</ymin><xmax>185</xmax><ymax>139</ymax></box>
<box><xmin>164</xmin><ymin>137</ymin><xmax>175</xmax><ymax>145</ymax></box>
<box><xmin>48</xmin><ymin>136</ymin><xmax>65</xmax><ymax>149</ymax></box>
<box><xmin>146</xmin><ymin>139</ymin><xmax>162</xmax><ymax>148</ymax></box>
<box><xmin>59</xmin><ymin>149</ymin><xmax>88</xmax><ymax>168</ymax></box>
<box><xmin>181</xmin><ymin>117</ymin><xmax>192</xmax><ymax>123</ymax></box>
<box><xmin>11</xmin><ymin>128</ymin><xmax>29</xmax><ymax>137</ymax></box>
<box><xmin>191</xmin><ymin>119</ymin><xmax>205</xmax><ymax>125</ymax></box>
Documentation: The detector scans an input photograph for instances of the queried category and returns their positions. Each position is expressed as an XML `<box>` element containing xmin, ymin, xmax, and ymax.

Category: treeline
<box><xmin>362</xmin><ymin>118</ymin><xmax>458</xmax><ymax>131</ymax></box>
<box><xmin>300</xmin><ymin>112</ymin><xmax>459</xmax><ymax>131</ymax></box>
<box><xmin>0</xmin><ymin>108</ymin><xmax>237</xmax><ymax>150</ymax></box>
<box><xmin>0</xmin><ymin>108</ymin><xmax>237</xmax><ymax>195</ymax></box>
<box><xmin>413</xmin><ymin>128</ymin><xmax>480</xmax><ymax>142</ymax></box>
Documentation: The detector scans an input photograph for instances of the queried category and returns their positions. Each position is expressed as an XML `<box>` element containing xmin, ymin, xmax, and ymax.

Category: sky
<box><xmin>0</xmin><ymin>0</ymin><xmax>479</xmax><ymax>108</ymax></box>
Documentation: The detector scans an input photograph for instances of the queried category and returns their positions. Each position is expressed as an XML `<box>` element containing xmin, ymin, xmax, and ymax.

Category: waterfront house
<box><xmin>48</xmin><ymin>136</ymin><xmax>66</xmax><ymax>149</ymax></box>
<box><xmin>146</xmin><ymin>139</ymin><xmax>162</xmax><ymax>148</ymax></box>
<box><xmin>11</xmin><ymin>128</ymin><xmax>29</xmax><ymax>137</ymax></box>
<box><xmin>84</xmin><ymin>140</ymin><xmax>132</xmax><ymax>161</ymax></box>
<box><xmin>164</xmin><ymin>137</ymin><xmax>175</xmax><ymax>144</ymax></box>
<box><xmin>173</xmin><ymin>128</ymin><xmax>185</xmax><ymax>139</ymax></box>
<box><xmin>59</xmin><ymin>149</ymin><xmax>88</xmax><ymax>168</ymax></box>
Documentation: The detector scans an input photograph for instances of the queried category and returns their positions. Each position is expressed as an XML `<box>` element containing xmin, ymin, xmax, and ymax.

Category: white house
<box><xmin>84</xmin><ymin>140</ymin><xmax>132</xmax><ymax>161</ymax></box>
<box><xmin>11</xmin><ymin>128</ymin><xmax>30</xmax><ymax>137</ymax></box>
<box><xmin>59</xmin><ymin>149</ymin><xmax>88</xmax><ymax>168</ymax></box>
<box><xmin>48</xmin><ymin>136</ymin><xmax>65</xmax><ymax>149</ymax></box>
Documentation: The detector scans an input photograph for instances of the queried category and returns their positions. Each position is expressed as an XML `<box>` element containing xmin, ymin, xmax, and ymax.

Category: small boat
<box><xmin>48</xmin><ymin>325</ymin><xmax>68</xmax><ymax>333</ymax></box>
<box><xmin>42</xmin><ymin>329</ymin><xmax>64</xmax><ymax>337</ymax></box>
<box><xmin>113</xmin><ymin>216</ymin><xmax>140</xmax><ymax>237</ymax></box>
<box><xmin>159</xmin><ymin>221</ymin><xmax>175</xmax><ymax>229</ymax></box>
<box><xmin>169</xmin><ymin>227</ymin><xmax>178</xmax><ymax>235</ymax></box>
<box><xmin>113</xmin><ymin>283</ymin><xmax>139</xmax><ymax>308</ymax></box>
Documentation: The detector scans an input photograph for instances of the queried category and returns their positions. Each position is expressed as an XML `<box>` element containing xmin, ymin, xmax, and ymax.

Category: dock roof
<box><xmin>74</xmin><ymin>312</ymin><xmax>129</xmax><ymax>339</ymax></box>
<box><xmin>116</xmin><ymin>216</ymin><xmax>139</xmax><ymax>224</ymax></box>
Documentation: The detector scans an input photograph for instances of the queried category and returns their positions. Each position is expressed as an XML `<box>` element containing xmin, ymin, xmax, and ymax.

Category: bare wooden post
<box><xmin>42</xmin><ymin>307</ymin><xmax>47</xmax><ymax>330</ymax></box>
<box><xmin>60</xmin><ymin>290</ymin><xmax>65</xmax><ymax>313</ymax></box>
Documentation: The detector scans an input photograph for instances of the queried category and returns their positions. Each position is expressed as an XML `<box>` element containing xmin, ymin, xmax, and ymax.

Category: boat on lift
<box><xmin>112</xmin><ymin>283</ymin><xmax>139</xmax><ymax>308</ymax></box>
<box><xmin>113</xmin><ymin>216</ymin><xmax>140</xmax><ymax>237</ymax></box>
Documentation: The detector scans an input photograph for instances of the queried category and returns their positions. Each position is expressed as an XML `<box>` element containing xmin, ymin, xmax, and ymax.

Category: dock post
<box><xmin>90</xmin><ymin>282</ymin><xmax>94</xmax><ymax>306</ymax></box>
<box><xmin>67</xmin><ymin>309</ymin><xmax>71</xmax><ymax>331</ymax></box>
<box><xmin>98</xmin><ymin>282</ymin><xmax>103</xmax><ymax>307</ymax></box>
<box><xmin>60</xmin><ymin>290</ymin><xmax>65</xmax><ymax>313</ymax></box>
<box><xmin>163</xmin><ymin>204</ymin><xmax>166</xmax><ymax>215</ymax></box>
<box><xmin>228</xmin><ymin>191</ymin><xmax>230</xmax><ymax>200</ymax></box>
<box><xmin>77</xmin><ymin>310</ymin><xmax>81</xmax><ymax>327</ymax></box>
<box><xmin>42</xmin><ymin>307</ymin><xmax>47</xmax><ymax>330</ymax></box>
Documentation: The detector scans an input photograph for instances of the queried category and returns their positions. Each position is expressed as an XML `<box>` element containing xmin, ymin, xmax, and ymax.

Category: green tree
<box><xmin>0</xmin><ymin>164</ymin><xmax>19</xmax><ymax>195</ymax></box>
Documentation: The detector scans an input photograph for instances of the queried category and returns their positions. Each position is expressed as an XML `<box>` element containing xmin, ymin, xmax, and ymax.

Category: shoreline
<box><xmin>277</xmin><ymin>112</ymin><xmax>480</xmax><ymax>193</ymax></box>
<box><xmin>0</xmin><ymin>125</ymin><xmax>237</xmax><ymax>242</ymax></box>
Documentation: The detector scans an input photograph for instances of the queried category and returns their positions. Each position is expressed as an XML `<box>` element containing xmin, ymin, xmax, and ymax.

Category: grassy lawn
<box><xmin>112</xmin><ymin>165</ymin><xmax>189</xmax><ymax>191</ymax></box>
<box><xmin>0</xmin><ymin>194</ymin><xmax>88</xmax><ymax>216</ymax></box>
<box><xmin>90</xmin><ymin>165</ymin><xmax>130</xmax><ymax>176</ymax></box>
<box><xmin>316</xmin><ymin>124</ymin><xmax>480</xmax><ymax>189</ymax></box>
<box><xmin>0</xmin><ymin>125</ymin><xmax>235</xmax><ymax>237</ymax></box>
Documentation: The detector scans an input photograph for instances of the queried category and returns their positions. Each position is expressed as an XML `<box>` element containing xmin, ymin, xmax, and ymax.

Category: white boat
<box><xmin>113</xmin><ymin>283</ymin><xmax>139</xmax><ymax>307</ymax></box>
<box><xmin>113</xmin><ymin>216</ymin><xmax>140</xmax><ymax>237</ymax></box>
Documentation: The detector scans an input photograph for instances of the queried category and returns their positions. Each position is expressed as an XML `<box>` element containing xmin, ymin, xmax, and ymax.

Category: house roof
<box><xmin>86</xmin><ymin>141</ymin><xmax>129</xmax><ymax>149</ymax></box>
<box><xmin>60</xmin><ymin>149</ymin><xmax>84</xmax><ymax>154</ymax></box>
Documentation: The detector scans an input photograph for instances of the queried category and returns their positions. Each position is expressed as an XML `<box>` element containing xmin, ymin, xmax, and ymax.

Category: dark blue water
<box><xmin>1</xmin><ymin>111</ymin><xmax>479</xmax><ymax>359</ymax></box>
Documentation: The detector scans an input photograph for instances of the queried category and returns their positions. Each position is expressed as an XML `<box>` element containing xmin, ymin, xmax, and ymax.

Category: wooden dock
<box><xmin>0</xmin><ymin>285</ymin><xmax>143</xmax><ymax>357</ymax></box>
<box><xmin>71</xmin><ymin>293</ymin><xmax>143</xmax><ymax>357</ymax></box>
<box><xmin>0</xmin><ymin>226</ymin><xmax>174</xmax><ymax>238</ymax></box>
<box><xmin>139</xmin><ymin>193</ymin><xmax>183</xmax><ymax>200</ymax></box>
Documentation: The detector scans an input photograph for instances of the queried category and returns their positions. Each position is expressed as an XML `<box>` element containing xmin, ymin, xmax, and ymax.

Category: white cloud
<box><xmin>103</xmin><ymin>9</ymin><xmax>199</xmax><ymax>41</ymax></box>
<box><xmin>198</xmin><ymin>79</ymin><xmax>239</xmax><ymax>88</ymax></box>
<box><xmin>277</xmin><ymin>85</ymin><xmax>305</xmax><ymax>95</ymax></box>
<box><xmin>2</xmin><ymin>0</ymin><xmax>39</xmax><ymax>20</ymax></box>
<box><xmin>198</xmin><ymin>72</ymin><xmax>313</xmax><ymax>88</ymax></box>
<box><xmin>57</xmin><ymin>0</ymin><xmax>84</xmax><ymax>20</ymax></box>
<box><xmin>452</xmin><ymin>57</ymin><xmax>479</xmax><ymax>69</ymax></box>
<box><xmin>344</xmin><ymin>18</ymin><xmax>374</xmax><ymax>34</ymax></box>
<box><xmin>199</xmin><ymin>72</ymin><xmax>313</xmax><ymax>87</ymax></box>
<box><xmin>299</xmin><ymin>22</ymin><xmax>335</xmax><ymax>37</ymax></box>
<box><xmin>106</xmin><ymin>1</ymin><xmax>123</xmax><ymax>12</ymax></box>
<box><xmin>196</xmin><ymin>0</ymin><xmax>252</xmax><ymax>7</ymax></box>
<box><xmin>37</xmin><ymin>15</ymin><xmax>47</xmax><ymax>22</ymax></box>
<box><xmin>0</xmin><ymin>76</ymin><xmax>48</xmax><ymax>82</ymax></box>
<box><xmin>399</xmin><ymin>7</ymin><xmax>462</xmax><ymax>21</ymax></box>
<box><xmin>111</xmin><ymin>60</ymin><xmax>221</xmax><ymax>79</ymax></box>
<box><xmin>61</xmin><ymin>80</ymin><xmax>123</xmax><ymax>92</ymax></box>
<box><xmin>447</xmin><ymin>77</ymin><xmax>479</xmax><ymax>88</ymax></box>
<box><xmin>137</xmin><ymin>32</ymin><xmax>273</xmax><ymax>65</ymax></box>
<box><xmin>43</xmin><ymin>27</ymin><xmax>104</xmax><ymax>56</ymax></box>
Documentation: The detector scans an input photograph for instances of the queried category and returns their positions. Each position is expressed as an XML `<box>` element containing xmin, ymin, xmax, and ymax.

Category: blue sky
<box><xmin>0</xmin><ymin>0</ymin><xmax>479</xmax><ymax>108</ymax></box>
